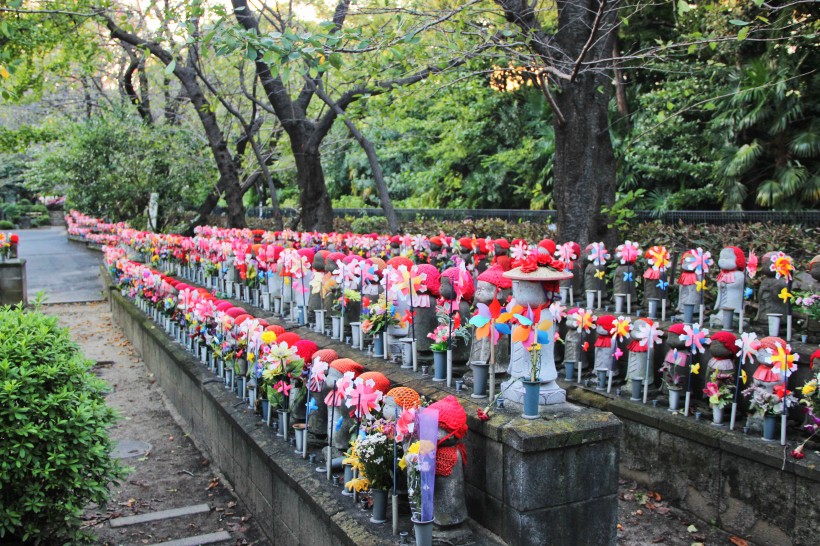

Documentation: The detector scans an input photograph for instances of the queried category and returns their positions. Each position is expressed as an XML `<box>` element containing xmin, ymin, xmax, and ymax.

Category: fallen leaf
<box><xmin>729</xmin><ymin>537</ymin><xmax>749</xmax><ymax>546</ymax></box>
<box><xmin>656</xmin><ymin>506</ymin><xmax>671</xmax><ymax>515</ymax></box>
<box><xmin>687</xmin><ymin>524</ymin><xmax>698</xmax><ymax>533</ymax></box>
<box><xmin>635</xmin><ymin>509</ymin><xmax>643</xmax><ymax>516</ymax></box>
<box><xmin>645</xmin><ymin>501</ymin><xmax>657</xmax><ymax>511</ymax></box>
<box><xmin>227</xmin><ymin>501</ymin><xmax>236</xmax><ymax>509</ymax></box>
<box><xmin>207</xmin><ymin>477</ymin><xmax>220</xmax><ymax>490</ymax></box>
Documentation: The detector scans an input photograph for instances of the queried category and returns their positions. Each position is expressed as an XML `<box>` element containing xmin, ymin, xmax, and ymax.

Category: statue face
<box><xmin>440</xmin><ymin>277</ymin><xmax>454</xmax><ymax>300</ymax></box>
<box><xmin>383</xmin><ymin>396</ymin><xmax>400</xmax><ymax>420</ymax></box>
<box><xmin>324</xmin><ymin>258</ymin><xmax>338</xmax><ymax>271</ymax></box>
<box><xmin>475</xmin><ymin>281</ymin><xmax>496</xmax><ymax>304</ymax></box>
<box><xmin>325</xmin><ymin>368</ymin><xmax>343</xmax><ymax>388</ymax></box>
<box><xmin>313</xmin><ymin>255</ymin><xmax>325</xmax><ymax>271</ymax></box>
<box><xmin>494</xmin><ymin>244</ymin><xmax>507</xmax><ymax>256</ymax></box>
<box><xmin>718</xmin><ymin>248</ymin><xmax>737</xmax><ymax>271</ymax></box>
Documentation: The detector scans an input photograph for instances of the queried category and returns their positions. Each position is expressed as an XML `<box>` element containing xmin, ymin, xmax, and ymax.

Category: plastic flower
<box><xmin>778</xmin><ymin>287</ymin><xmax>793</xmax><ymax>303</ymax></box>
<box><xmin>611</xmin><ymin>316</ymin><xmax>632</xmax><ymax>341</ymax></box>
<box><xmin>594</xmin><ymin>269</ymin><xmax>605</xmax><ymax>280</ymax></box>
<box><xmin>476</xmin><ymin>408</ymin><xmax>490</xmax><ymax>422</ymax></box>
<box><xmin>275</xmin><ymin>380</ymin><xmax>292</xmax><ymax>396</ymax></box>
<box><xmin>691</xmin><ymin>363</ymin><xmax>700</xmax><ymax>375</ymax></box>
<box><xmin>657</xmin><ymin>279</ymin><xmax>669</xmax><ymax>291</ymax></box>
<box><xmin>800</xmin><ymin>381</ymin><xmax>817</xmax><ymax>397</ymax></box>
<box><xmin>615</xmin><ymin>241</ymin><xmax>640</xmax><ymax>264</ymax></box>
<box><xmin>695</xmin><ymin>279</ymin><xmax>707</xmax><ymax>292</ymax></box>
<box><xmin>613</xmin><ymin>347</ymin><xmax>624</xmax><ymax>360</ymax></box>
<box><xmin>587</xmin><ymin>242</ymin><xmax>610</xmax><ymax>266</ymax></box>
<box><xmin>396</xmin><ymin>408</ymin><xmax>417</xmax><ymax>441</ymax></box>
<box><xmin>646</xmin><ymin>246</ymin><xmax>670</xmax><ymax>271</ymax></box>
<box><xmin>735</xmin><ymin>332</ymin><xmax>758</xmax><ymax>364</ymax></box>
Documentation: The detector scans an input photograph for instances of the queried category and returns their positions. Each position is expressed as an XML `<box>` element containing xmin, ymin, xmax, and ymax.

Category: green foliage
<box><xmin>0</xmin><ymin>305</ymin><xmax>125</xmax><ymax>544</ymax></box>
<box><xmin>25</xmin><ymin>111</ymin><xmax>216</xmax><ymax>230</ymax></box>
<box><xmin>350</xmin><ymin>215</ymin><xmax>388</xmax><ymax>234</ymax></box>
<box><xmin>601</xmin><ymin>189</ymin><xmax>646</xmax><ymax>232</ymax></box>
<box><xmin>0</xmin><ymin>219</ymin><xmax>13</xmax><ymax>229</ymax></box>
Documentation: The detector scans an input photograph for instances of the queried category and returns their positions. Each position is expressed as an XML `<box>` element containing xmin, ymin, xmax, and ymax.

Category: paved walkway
<box><xmin>16</xmin><ymin>226</ymin><xmax>104</xmax><ymax>303</ymax></box>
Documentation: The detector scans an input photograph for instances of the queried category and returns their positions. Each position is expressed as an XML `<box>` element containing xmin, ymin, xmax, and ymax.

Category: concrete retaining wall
<box><xmin>566</xmin><ymin>386</ymin><xmax>820</xmax><ymax>546</ymax></box>
<box><xmin>108</xmin><ymin>283</ymin><xmax>623</xmax><ymax>546</ymax></box>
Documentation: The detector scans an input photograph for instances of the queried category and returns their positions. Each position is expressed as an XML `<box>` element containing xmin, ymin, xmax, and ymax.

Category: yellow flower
<box><xmin>345</xmin><ymin>476</ymin><xmax>370</xmax><ymax>492</ymax></box>
<box><xmin>594</xmin><ymin>269</ymin><xmax>605</xmax><ymax>280</ymax></box>
<box><xmin>261</xmin><ymin>331</ymin><xmax>277</xmax><ymax>344</ymax></box>
<box><xmin>778</xmin><ymin>287</ymin><xmax>793</xmax><ymax>303</ymax></box>
<box><xmin>151</xmin><ymin>255</ymin><xmax>159</xmax><ymax>263</ymax></box>
<box><xmin>800</xmin><ymin>381</ymin><xmax>817</xmax><ymax>397</ymax></box>
<box><xmin>691</xmin><ymin>363</ymin><xmax>700</xmax><ymax>375</ymax></box>
<box><xmin>695</xmin><ymin>279</ymin><xmax>707</xmax><ymax>292</ymax></box>
<box><xmin>248</xmin><ymin>353</ymin><xmax>255</xmax><ymax>362</ymax></box>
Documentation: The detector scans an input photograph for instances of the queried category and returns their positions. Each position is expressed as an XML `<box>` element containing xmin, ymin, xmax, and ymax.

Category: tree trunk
<box><xmin>292</xmin><ymin>144</ymin><xmax>334</xmax><ymax>232</ymax></box>
<box><xmin>552</xmin><ymin>0</ymin><xmax>618</xmax><ymax>248</ymax></box>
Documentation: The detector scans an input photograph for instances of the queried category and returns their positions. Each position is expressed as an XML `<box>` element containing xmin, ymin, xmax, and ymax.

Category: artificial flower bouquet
<box><xmin>361</xmin><ymin>297</ymin><xmax>401</xmax><ymax>334</ymax></box>
<box><xmin>703</xmin><ymin>381</ymin><xmax>733</xmax><ymax>409</ymax></box>
<box><xmin>345</xmin><ymin>419</ymin><xmax>401</xmax><ymax>493</ymax></box>
<box><xmin>261</xmin><ymin>342</ymin><xmax>305</xmax><ymax>409</ymax></box>
<box><xmin>743</xmin><ymin>384</ymin><xmax>798</xmax><ymax>416</ymax></box>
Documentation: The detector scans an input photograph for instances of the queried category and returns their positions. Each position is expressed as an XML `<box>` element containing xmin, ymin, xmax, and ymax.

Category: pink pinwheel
<box><xmin>452</xmin><ymin>262</ymin><xmax>471</xmax><ymax>306</ymax></box>
<box><xmin>615</xmin><ymin>241</ymin><xmax>641</xmax><ymax>265</ymax></box>
<box><xmin>345</xmin><ymin>378</ymin><xmax>384</xmax><ymax>419</ymax></box>
<box><xmin>680</xmin><ymin>324</ymin><xmax>710</xmax><ymax>354</ymax></box>
<box><xmin>587</xmin><ymin>242</ymin><xmax>610</xmax><ymax>266</ymax></box>
<box><xmin>634</xmin><ymin>321</ymin><xmax>663</xmax><ymax>348</ymax></box>
<box><xmin>325</xmin><ymin>372</ymin><xmax>355</xmax><ymax>406</ymax></box>
<box><xmin>685</xmin><ymin>247</ymin><xmax>713</xmax><ymax>275</ymax></box>
<box><xmin>309</xmin><ymin>360</ymin><xmax>329</xmax><ymax>392</ymax></box>
<box><xmin>511</xmin><ymin>241</ymin><xmax>531</xmax><ymax>261</ymax></box>
<box><xmin>396</xmin><ymin>408</ymin><xmax>417</xmax><ymax>442</ymax></box>
<box><xmin>412</xmin><ymin>235</ymin><xmax>428</xmax><ymax>252</ymax></box>
<box><xmin>734</xmin><ymin>332</ymin><xmax>759</xmax><ymax>364</ymax></box>
<box><xmin>555</xmin><ymin>242</ymin><xmax>577</xmax><ymax>265</ymax></box>
<box><xmin>746</xmin><ymin>250</ymin><xmax>759</xmax><ymax>278</ymax></box>
<box><xmin>548</xmin><ymin>301</ymin><xmax>566</xmax><ymax>324</ymax></box>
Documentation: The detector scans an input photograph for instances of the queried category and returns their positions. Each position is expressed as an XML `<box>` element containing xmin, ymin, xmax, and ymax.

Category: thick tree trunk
<box><xmin>292</xmin><ymin>144</ymin><xmax>334</xmax><ymax>232</ymax></box>
<box><xmin>552</xmin><ymin>0</ymin><xmax>618</xmax><ymax>248</ymax></box>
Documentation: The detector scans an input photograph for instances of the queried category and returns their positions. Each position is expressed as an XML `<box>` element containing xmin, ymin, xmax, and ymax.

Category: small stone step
<box><xmin>109</xmin><ymin>503</ymin><xmax>211</xmax><ymax>527</ymax></box>
<box><xmin>144</xmin><ymin>531</ymin><xmax>232</xmax><ymax>546</ymax></box>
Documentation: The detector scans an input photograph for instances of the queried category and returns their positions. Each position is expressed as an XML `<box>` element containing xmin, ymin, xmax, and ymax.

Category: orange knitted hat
<box><xmin>313</xmin><ymin>348</ymin><xmax>339</xmax><ymax>363</ymax></box>
<box><xmin>357</xmin><ymin>371</ymin><xmax>391</xmax><ymax>394</ymax></box>
<box><xmin>385</xmin><ymin>387</ymin><xmax>421</xmax><ymax>409</ymax></box>
<box><xmin>330</xmin><ymin>358</ymin><xmax>364</xmax><ymax>377</ymax></box>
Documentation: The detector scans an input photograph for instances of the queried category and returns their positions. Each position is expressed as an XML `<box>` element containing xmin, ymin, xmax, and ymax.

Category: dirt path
<box><xmin>43</xmin><ymin>300</ymin><xmax>743</xmax><ymax>546</ymax></box>
<box><xmin>45</xmin><ymin>301</ymin><xmax>264</xmax><ymax>546</ymax></box>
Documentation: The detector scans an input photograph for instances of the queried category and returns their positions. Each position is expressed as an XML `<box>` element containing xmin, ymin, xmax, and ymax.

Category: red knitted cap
<box><xmin>313</xmin><ymin>348</ymin><xmax>338</xmax><ymax>363</ymax></box>
<box><xmin>458</xmin><ymin>237</ymin><xmax>473</xmax><ymax>249</ymax></box>
<box><xmin>226</xmin><ymin>307</ymin><xmax>247</xmax><ymax>318</ymax></box>
<box><xmin>494</xmin><ymin>238</ymin><xmax>510</xmax><ymax>249</ymax></box>
<box><xmin>477</xmin><ymin>265</ymin><xmax>512</xmax><ymax>290</ymax></box>
<box><xmin>266</xmin><ymin>324</ymin><xmax>286</xmax><ymax>335</ymax></box>
<box><xmin>386</xmin><ymin>256</ymin><xmax>413</xmax><ymax>269</ymax></box>
<box><xmin>442</xmin><ymin>267</ymin><xmax>475</xmax><ymax>302</ymax></box>
<box><xmin>596</xmin><ymin>315</ymin><xmax>616</xmax><ymax>332</ymax></box>
<box><xmin>293</xmin><ymin>340</ymin><xmax>318</xmax><ymax>361</ymax></box>
<box><xmin>710</xmin><ymin>331</ymin><xmax>737</xmax><ymax>348</ymax></box>
<box><xmin>297</xmin><ymin>248</ymin><xmax>315</xmax><ymax>263</ymax></box>
<box><xmin>810</xmin><ymin>348</ymin><xmax>820</xmax><ymax>370</ymax></box>
<box><xmin>538</xmin><ymin>239</ymin><xmax>556</xmax><ymax>255</ymax></box>
<box><xmin>667</xmin><ymin>323</ymin><xmax>686</xmax><ymax>336</ymax></box>
<box><xmin>427</xmin><ymin>395</ymin><xmax>467</xmax><ymax>439</ymax></box>
<box><xmin>415</xmin><ymin>264</ymin><xmax>441</xmax><ymax>297</ymax></box>
<box><xmin>326</xmin><ymin>252</ymin><xmax>346</xmax><ymax>262</ymax></box>
<box><xmin>430</xmin><ymin>236</ymin><xmax>443</xmax><ymax>246</ymax></box>
<box><xmin>277</xmin><ymin>332</ymin><xmax>301</xmax><ymax>347</ymax></box>
<box><xmin>759</xmin><ymin>336</ymin><xmax>787</xmax><ymax>352</ymax></box>
<box><xmin>357</xmin><ymin>371</ymin><xmax>391</xmax><ymax>394</ymax></box>
<box><xmin>330</xmin><ymin>358</ymin><xmax>364</xmax><ymax>376</ymax></box>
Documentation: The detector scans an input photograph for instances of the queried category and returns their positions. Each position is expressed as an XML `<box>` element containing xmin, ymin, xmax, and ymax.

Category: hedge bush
<box><xmin>0</xmin><ymin>306</ymin><xmax>125</xmax><ymax>544</ymax></box>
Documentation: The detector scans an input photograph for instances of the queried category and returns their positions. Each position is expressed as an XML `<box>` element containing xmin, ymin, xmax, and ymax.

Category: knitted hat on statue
<box><xmin>330</xmin><ymin>358</ymin><xmax>364</xmax><ymax>377</ymax></box>
<box><xmin>478</xmin><ymin>265</ymin><xmax>512</xmax><ymax>290</ymax></box>
<box><xmin>385</xmin><ymin>387</ymin><xmax>421</xmax><ymax>409</ymax></box>
<box><xmin>312</xmin><ymin>348</ymin><xmax>338</xmax><ymax>364</ymax></box>
<box><xmin>276</xmin><ymin>332</ymin><xmax>301</xmax><ymax>347</ymax></box>
<box><xmin>427</xmin><ymin>395</ymin><xmax>468</xmax><ymax>476</ymax></box>
<box><xmin>293</xmin><ymin>340</ymin><xmax>318</xmax><ymax>361</ymax></box>
<box><xmin>458</xmin><ymin>237</ymin><xmax>473</xmax><ymax>251</ymax></box>
<box><xmin>357</xmin><ymin>371</ymin><xmax>391</xmax><ymax>394</ymax></box>
<box><xmin>441</xmin><ymin>266</ymin><xmax>475</xmax><ymax>302</ymax></box>
<box><xmin>416</xmin><ymin>264</ymin><xmax>441</xmax><ymax>297</ymax></box>
<box><xmin>386</xmin><ymin>256</ymin><xmax>414</xmax><ymax>270</ymax></box>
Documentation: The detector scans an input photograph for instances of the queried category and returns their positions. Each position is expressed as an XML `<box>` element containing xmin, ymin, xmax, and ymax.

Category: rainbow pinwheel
<box><xmin>573</xmin><ymin>308</ymin><xmax>596</xmax><ymax>333</ymax></box>
<box><xmin>395</xmin><ymin>265</ymin><xmax>427</xmax><ymax>302</ymax></box>
<box><xmin>770</xmin><ymin>251</ymin><xmax>794</xmax><ymax>281</ymax></box>
<box><xmin>616</xmin><ymin>241</ymin><xmax>641</xmax><ymax>265</ymax></box>
<box><xmin>770</xmin><ymin>343</ymin><xmax>799</xmax><ymax>379</ymax></box>
<box><xmin>509</xmin><ymin>305</ymin><xmax>553</xmax><ymax>350</ymax></box>
<box><xmin>680</xmin><ymin>324</ymin><xmax>710</xmax><ymax>354</ymax></box>
<box><xmin>469</xmin><ymin>298</ymin><xmax>503</xmax><ymax>345</ymax></box>
<box><xmin>588</xmin><ymin>242</ymin><xmax>610</xmax><ymax>267</ymax></box>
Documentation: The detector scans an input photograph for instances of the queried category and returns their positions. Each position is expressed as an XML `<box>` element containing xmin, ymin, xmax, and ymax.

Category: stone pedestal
<box><xmin>0</xmin><ymin>259</ymin><xmax>27</xmax><ymax>306</ymax></box>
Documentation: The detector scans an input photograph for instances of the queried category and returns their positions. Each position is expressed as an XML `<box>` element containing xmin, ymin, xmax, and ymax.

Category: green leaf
<box><xmin>677</xmin><ymin>0</ymin><xmax>691</xmax><ymax>16</ymax></box>
<box><xmin>164</xmin><ymin>59</ymin><xmax>176</xmax><ymax>75</ymax></box>
<box><xmin>729</xmin><ymin>19</ymin><xmax>751</xmax><ymax>26</ymax></box>
<box><xmin>737</xmin><ymin>26</ymin><xmax>750</xmax><ymax>41</ymax></box>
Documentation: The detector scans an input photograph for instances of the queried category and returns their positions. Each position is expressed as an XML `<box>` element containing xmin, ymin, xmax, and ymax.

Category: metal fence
<box><xmin>233</xmin><ymin>207</ymin><xmax>820</xmax><ymax>226</ymax></box>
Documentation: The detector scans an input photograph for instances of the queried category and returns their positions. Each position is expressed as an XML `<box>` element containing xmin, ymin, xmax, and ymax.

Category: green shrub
<box><xmin>0</xmin><ymin>220</ymin><xmax>14</xmax><ymax>229</ymax></box>
<box><xmin>350</xmin><ymin>215</ymin><xmax>388</xmax><ymax>234</ymax></box>
<box><xmin>0</xmin><ymin>305</ymin><xmax>125</xmax><ymax>544</ymax></box>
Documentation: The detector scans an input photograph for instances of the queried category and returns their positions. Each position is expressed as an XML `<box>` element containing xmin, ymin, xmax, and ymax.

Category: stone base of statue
<box><xmin>500</xmin><ymin>377</ymin><xmax>567</xmax><ymax>405</ymax></box>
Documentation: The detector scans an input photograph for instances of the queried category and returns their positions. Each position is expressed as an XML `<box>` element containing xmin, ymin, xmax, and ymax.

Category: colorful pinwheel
<box><xmin>634</xmin><ymin>321</ymin><xmax>663</xmax><ymax>348</ymax></box>
<box><xmin>770</xmin><ymin>343</ymin><xmax>798</xmax><ymax>379</ymax></box>
<box><xmin>469</xmin><ymin>298</ymin><xmax>503</xmax><ymax>345</ymax></box>
<box><xmin>309</xmin><ymin>360</ymin><xmax>329</xmax><ymax>392</ymax></box>
<box><xmin>610</xmin><ymin>316</ymin><xmax>632</xmax><ymax>341</ymax></box>
<box><xmin>615</xmin><ymin>241</ymin><xmax>641</xmax><ymax>265</ymax></box>
<box><xmin>680</xmin><ymin>324</ymin><xmax>710</xmax><ymax>354</ymax></box>
<box><xmin>646</xmin><ymin>246</ymin><xmax>670</xmax><ymax>272</ymax></box>
<box><xmin>511</xmin><ymin>241</ymin><xmax>531</xmax><ymax>261</ymax></box>
<box><xmin>510</xmin><ymin>305</ymin><xmax>553</xmax><ymax>350</ymax></box>
<box><xmin>685</xmin><ymin>247</ymin><xmax>713</xmax><ymax>275</ymax></box>
<box><xmin>555</xmin><ymin>242</ymin><xmax>577</xmax><ymax>265</ymax></box>
<box><xmin>588</xmin><ymin>242</ymin><xmax>610</xmax><ymax>267</ymax></box>
<box><xmin>770</xmin><ymin>251</ymin><xmax>794</xmax><ymax>281</ymax></box>
<box><xmin>746</xmin><ymin>250</ymin><xmax>759</xmax><ymax>278</ymax></box>
<box><xmin>345</xmin><ymin>378</ymin><xmax>384</xmax><ymax>419</ymax></box>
